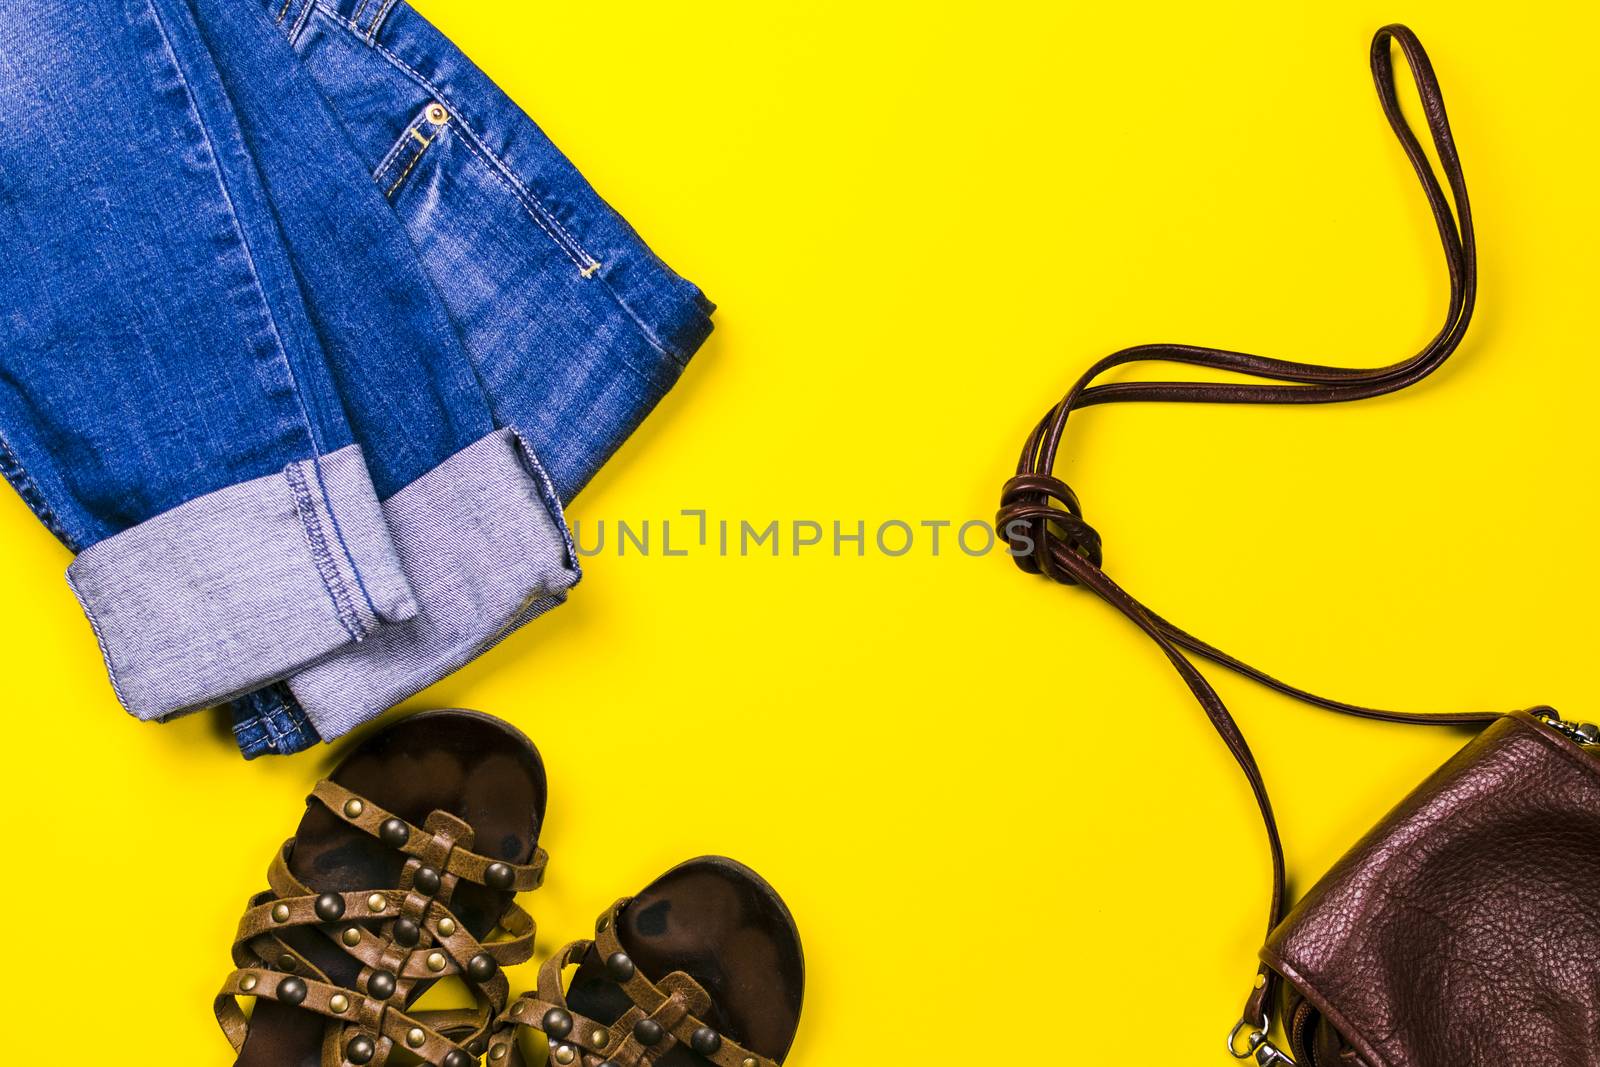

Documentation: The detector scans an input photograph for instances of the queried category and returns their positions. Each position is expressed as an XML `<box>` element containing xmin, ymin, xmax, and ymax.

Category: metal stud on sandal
<box><xmin>214</xmin><ymin>710</ymin><xmax>551</xmax><ymax>1067</ymax></box>
<box><xmin>489</xmin><ymin>856</ymin><xmax>804</xmax><ymax>1067</ymax></box>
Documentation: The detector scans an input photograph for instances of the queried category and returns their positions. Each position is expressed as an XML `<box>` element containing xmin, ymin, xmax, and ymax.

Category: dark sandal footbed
<box><xmin>234</xmin><ymin>709</ymin><xmax>548</xmax><ymax>1067</ymax></box>
<box><xmin>507</xmin><ymin>856</ymin><xmax>804</xmax><ymax>1066</ymax></box>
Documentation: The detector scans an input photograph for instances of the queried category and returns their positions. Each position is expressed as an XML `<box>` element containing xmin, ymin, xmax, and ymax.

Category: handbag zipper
<box><xmin>1534</xmin><ymin>710</ymin><xmax>1600</xmax><ymax>748</ymax></box>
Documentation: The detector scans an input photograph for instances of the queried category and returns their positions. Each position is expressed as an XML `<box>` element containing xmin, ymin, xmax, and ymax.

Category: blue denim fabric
<box><xmin>0</xmin><ymin>0</ymin><xmax>711</xmax><ymax>755</ymax></box>
<box><xmin>0</xmin><ymin>0</ymin><xmax>426</xmax><ymax>715</ymax></box>
<box><xmin>280</xmin><ymin>0</ymin><xmax>716</xmax><ymax>500</ymax></box>
<box><xmin>0</xmin><ymin>0</ymin><xmax>363</xmax><ymax>549</ymax></box>
<box><xmin>230</xmin><ymin>685</ymin><xmax>322</xmax><ymax>756</ymax></box>
<box><xmin>226</xmin><ymin>0</ymin><xmax>714</xmax><ymax>755</ymax></box>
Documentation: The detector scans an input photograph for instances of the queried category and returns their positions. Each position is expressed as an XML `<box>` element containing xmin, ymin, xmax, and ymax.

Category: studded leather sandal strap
<box><xmin>236</xmin><ymin>887</ymin><xmax>411</xmax><ymax>944</ymax></box>
<box><xmin>237</xmin><ymin>864</ymin><xmax>523</xmax><ymax>1009</ymax></box>
<box><xmin>395</xmin><ymin>1005</ymin><xmax>501</xmax><ymax>1065</ymax></box>
<box><xmin>311</xmin><ymin>779</ymin><xmax>549</xmax><ymax>890</ymax></box>
<box><xmin>215</xmin><ymin>967</ymin><xmax>477</xmax><ymax>1066</ymax></box>
<box><xmin>256</xmin><ymin>837</ymin><xmax>533</xmax><ymax>966</ymax></box>
<box><xmin>493</xmin><ymin>906</ymin><xmax>780</xmax><ymax>1067</ymax></box>
<box><xmin>491</xmin><ymin>943</ymin><xmax>610</xmax><ymax>1066</ymax></box>
<box><xmin>590</xmin><ymin>902</ymin><xmax>774</xmax><ymax>1067</ymax></box>
<box><xmin>226</xmin><ymin>803</ymin><xmax>541</xmax><ymax>1067</ymax></box>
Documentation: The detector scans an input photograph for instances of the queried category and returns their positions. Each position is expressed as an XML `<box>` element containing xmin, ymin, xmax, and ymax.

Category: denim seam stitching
<box><xmin>408</xmin><ymin>101</ymin><xmax>691</xmax><ymax>361</ymax></box>
<box><xmin>283</xmin><ymin>715</ymin><xmax>315</xmax><ymax>750</ymax></box>
<box><xmin>310</xmin><ymin>2</ymin><xmax>693</xmax><ymax>363</ymax></box>
<box><xmin>284</xmin><ymin>460</ymin><xmax>367</xmax><ymax>641</ymax></box>
<box><xmin>0</xmin><ymin>425</ymin><xmax>77</xmax><ymax>550</ymax></box>
<box><xmin>308</xmin><ymin>454</ymin><xmax>381</xmax><ymax>620</ymax></box>
<box><xmin>232</xmin><ymin>716</ymin><xmax>264</xmax><ymax>748</ymax></box>
<box><xmin>286</xmin><ymin>714</ymin><xmax>317</xmax><ymax>751</ymax></box>
<box><xmin>372</xmin><ymin>114</ymin><xmax>425</xmax><ymax>183</ymax></box>
<box><xmin>367</xmin><ymin>42</ymin><xmax>597</xmax><ymax>268</ymax></box>
<box><xmin>374</xmin><ymin>116</ymin><xmax>436</xmax><ymax>197</ymax></box>
<box><xmin>366</xmin><ymin>0</ymin><xmax>402</xmax><ymax>42</ymax></box>
<box><xmin>288</xmin><ymin>460</ymin><xmax>367</xmax><ymax>639</ymax></box>
<box><xmin>510</xmin><ymin>429</ymin><xmax>580</xmax><ymax>572</ymax></box>
<box><xmin>448</xmin><ymin>125</ymin><xmax>590</xmax><ymax>271</ymax></box>
<box><xmin>310</xmin><ymin>5</ymin><xmax>597</xmax><ymax>271</ymax></box>
<box><xmin>362</xmin><ymin>46</ymin><xmax>696</xmax><ymax>362</ymax></box>
<box><xmin>289</xmin><ymin>0</ymin><xmax>317</xmax><ymax>47</ymax></box>
<box><xmin>64</xmin><ymin>568</ymin><xmax>133</xmax><ymax>710</ymax></box>
<box><xmin>449</xmin><ymin>128</ymin><xmax>691</xmax><ymax>364</ymax></box>
<box><xmin>260</xmin><ymin>700</ymin><xmax>287</xmax><ymax>750</ymax></box>
<box><xmin>385</xmin><ymin>135</ymin><xmax>432</xmax><ymax>197</ymax></box>
<box><xmin>145</xmin><ymin>0</ymin><xmax>322</xmax><ymax>461</ymax></box>
<box><xmin>150</xmin><ymin>0</ymin><xmax>383</xmax><ymax>640</ymax></box>
<box><xmin>266</xmin><ymin>696</ymin><xmax>311</xmax><ymax>750</ymax></box>
<box><xmin>146</xmin><ymin>1</ymin><xmax>387</xmax><ymax>622</ymax></box>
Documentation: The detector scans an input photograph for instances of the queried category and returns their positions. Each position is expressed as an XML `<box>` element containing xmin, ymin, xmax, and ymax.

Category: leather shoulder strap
<box><xmin>996</xmin><ymin>23</ymin><xmax>1548</xmax><ymax>1046</ymax></box>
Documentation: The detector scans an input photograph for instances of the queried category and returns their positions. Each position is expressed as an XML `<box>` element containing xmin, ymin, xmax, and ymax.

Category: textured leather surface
<box><xmin>216</xmin><ymin>710</ymin><xmax>549</xmax><ymax>1067</ymax></box>
<box><xmin>1263</xmin><ymin>712</ymin><xmax>1600</xmax><ymax>1067</ymax></box>
<box><xmin>489</xmin><ymin>857</ymin><xmax>804</xmax><ymax>1067</ymax></box>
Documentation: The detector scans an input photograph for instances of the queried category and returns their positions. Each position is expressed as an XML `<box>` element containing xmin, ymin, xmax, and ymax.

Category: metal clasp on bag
<box><xmin>1534</xmin><ymin>709</ymin><xmax>1600</xmax><ymax>748</ymax></box>
<box><xmin>1228</xmin><ymin>1019</ymin><xmax>1296</xmax><ymax>1065</ymax></box>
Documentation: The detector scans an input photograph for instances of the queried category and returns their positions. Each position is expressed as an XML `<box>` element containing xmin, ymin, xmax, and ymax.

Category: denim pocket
<box><xmin>372</xmin><ymin>102</ymin><xmax>444</xmax><ymax>200</ymax></box>
<box><xmin>367</xmin><ymin>94</ymin><xmax>605</xmax><ymax>286</ymax></box>
<box><xmin>284</xmin><ymin>0</ymin><xmax>715</xmax><ymax>498</ymax></box>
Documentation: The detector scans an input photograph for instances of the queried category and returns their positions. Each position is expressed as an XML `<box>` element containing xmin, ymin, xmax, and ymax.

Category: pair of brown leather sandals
<box><xmin>216</xmin><ymin>711</ymin><xmax>804</xmax><ymax>1067</ymax></box>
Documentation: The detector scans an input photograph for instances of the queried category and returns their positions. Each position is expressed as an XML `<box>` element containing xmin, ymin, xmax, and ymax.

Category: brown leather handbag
<box><xmin>997</xmin><ymin>24</ymin><xmax>1600</xmax><ymax>1067</ymax></box>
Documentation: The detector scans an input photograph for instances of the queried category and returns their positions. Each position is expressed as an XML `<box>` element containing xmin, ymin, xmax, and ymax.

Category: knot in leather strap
<box><xmin>996</xmin><ymin>472</ymin><xmax>1102</xmax><ymax>583</ymax></box>
<box><xmin>992</xmin><ymin>21</ymin><xmax>1540</xmax><ymax>1057</ymax></box>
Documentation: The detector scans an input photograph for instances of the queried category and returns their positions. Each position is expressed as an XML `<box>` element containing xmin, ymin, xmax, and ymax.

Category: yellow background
<box><xmin>1</xmin><ymin>2</ymin><xmax>1596</xmax><ymax>1063</ymax></box>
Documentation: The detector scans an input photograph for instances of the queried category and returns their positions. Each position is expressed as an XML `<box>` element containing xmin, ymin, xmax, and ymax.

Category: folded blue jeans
<box><xmin>0</xmin><ymin>0</ymin><xmax>712</xmax><ymax>755</ymax></box>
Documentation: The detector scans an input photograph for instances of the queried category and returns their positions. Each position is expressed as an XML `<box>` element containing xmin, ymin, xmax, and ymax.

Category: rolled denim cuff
<box><xmin>233</xmin><ymin>588</ymin><xmax>566</xmax><ymax>759</ymax></box>
<box><xmin>286</xmin><ymin>428</ymin><xmax>580</xmax><ymax>740</ymax></box>
<box><xmin>66</xmin><ymin>444</ymin><xmax>416</xmax><ymax>720</ymax></box>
